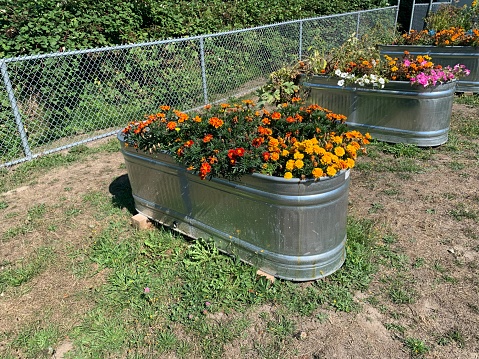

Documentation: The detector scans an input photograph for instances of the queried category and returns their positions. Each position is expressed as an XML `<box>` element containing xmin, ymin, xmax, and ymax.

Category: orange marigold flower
<box><xmin>270</xmin><ymin>152</ymin><xmax>280</xmax><ymax>161</ymax></box>
<box><xmin>271</xmin><ymin>112</ymin><xmax>281</xmax><ymax>120</ymax></box>
<box><xmin>167</xmin><ymin>121</ymin><xmax>177</xmax><ymax>130</ymax></box>
<box><xmin>209</xmin><ymin>117</ymin><xmax>224</xmax><ymax>128</ymax></box>
<box><xmin>160</xmin><ymin>105</ymin><xmax>170</xmax><ymax>111</ymax></box>
<box><xmin>203</xmin><ymin>134</ymin><xmax>213</xmax><ymax>143</ymax></box>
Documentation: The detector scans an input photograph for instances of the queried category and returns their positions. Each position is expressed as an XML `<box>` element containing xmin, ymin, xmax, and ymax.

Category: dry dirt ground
<box><xmin>0</xmin><ymin>103</ymin><xmax>478</xmax><ymax>358</ymax></box>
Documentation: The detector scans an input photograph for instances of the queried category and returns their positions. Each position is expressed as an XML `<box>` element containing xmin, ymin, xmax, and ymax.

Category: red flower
<box><xmin>199</xmin><ymin>162</ymin><xmax>212</xmax><ymax>180</ymax></box>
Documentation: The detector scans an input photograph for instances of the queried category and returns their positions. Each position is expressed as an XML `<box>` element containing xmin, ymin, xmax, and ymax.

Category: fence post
<box><xmin>0</xmin><ymin>59</ymin><xmax>32</xmax><ymax>160</ymax></box>
<box><xmin>299</xmin><ymin>20</ymin><xmax>303</xmax><ymax>60</ymax></box>
<box><xmin>395</xmin><ymin>0</ymin><xmax>401</xmax><ymax>30</ymax></box>
<box><xmin>356</xmin><ymin>12</ymin><xmax>361</xmax><ymax>38</ymax></box>
<box><xmin>199</xmin><ymin>37</ymin><xmax>209</xmax><ymax>105</ymax></box>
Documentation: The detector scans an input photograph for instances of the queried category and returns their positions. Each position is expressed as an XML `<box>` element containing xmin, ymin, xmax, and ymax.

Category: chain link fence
<box><xmin>0</xmin><ymin>7</ymin><xmax>399</xmax><ymax>167</ymax></box>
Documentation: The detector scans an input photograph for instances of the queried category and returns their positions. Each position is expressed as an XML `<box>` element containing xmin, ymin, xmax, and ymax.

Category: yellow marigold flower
<box><xmin>284</xmin><ymin>172</ymin><xmax>293</xmax><ymax>179</ymax></box>
<box><xmin>312</xmin><ymin>168</ymin><xmax>323</xmax><ymax>178</ymax></box>
<box><xmin>285</xmin><ymin>160</ymin><xmax>295</xmax><ymax>171</ymax></box>
<box><xmin>281</xmin><ymin>149</ymin><xmax>290</xmax><ymax>157</ymax></box>
<box><xmin>314</xmin><ymin>146</ymin><xmax>326</xmax><ymax>156</ymax></box>
<box><xmin>295</xmin><ymin>159</ymin><xmax>304</xmax><ymax>169</ymax></box>
<box><xmin>321</xmin><ymin>152</ymin><xmax>333</xmax><ymax>165</ymax></box>
<box><xmin>327</xmin><ymin>166</ymin><xmax>337</xmax><ymax>177</ymax></box>
<box><xmin>347</xmin><ymin>158</ymin><xmax>355</xmax><ymax>168</ymax></box>
<box><xmin>334</xmin><ymin>147</ymin><xmax>346</xmax><ymax>157</ymax></box>
<box><xmin>293</xmin><ymin>152</ymin><xmax>304</xmax><ymax>160</ymax></box>
<box><xmin>391</xmin><ymin>66</ymin><xmax>398</xmax><ymax>72</ymax></box>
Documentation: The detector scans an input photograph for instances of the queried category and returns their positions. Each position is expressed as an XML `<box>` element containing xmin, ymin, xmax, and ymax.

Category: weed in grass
<box><xmin>455</xmin><ymin>93</ymin><xmax>479</xmax><ymax>105</ymax></box>
<box><xmin>376</xmin><ymin>142</ymin><xmax>427</xmax><ymax>158</ymax></box>
<box><xmin>64</xmin><ymin>206</ymin><xmax>82</xmax><ymax>218</ymax></box>
<box><xmin>267</xmin><ymin>311</ymin><xmax>296</xmax><ymax>338</ymax></box>
<box><xmin>404</xmin><ymin>337</ymin><xmax>429</xmax><ymax>358</ymax></box>
<box><xmin>1</xmin><ymin>224</ymin><xmax>34</xmax><ymax>242</ymax></box>
<box><xmin>156</xmin><ymin>330</ymin><xmax>179</xmax><ymax>354</ymax></box>
<box><xmin>387</xmin><ymin>276</ymin><xmax>417</xmax><ymax>304</ymax></box>
<box><xmin>449</xmin><ymin>203</ymin><xmax>478</xmax><ymax>221</ymax></box>
<box><xmin>384</xmin><ymin>323</ymin><xmax>406</xmax><ymax>335</ymax></box>
<box><xmin>316</xmin><ymin>312</ymin><xmax>329</xmax><ymax>323</ymax></box>
<box><xmin>368</xmin><ymin>202</ymin><xmax>384</xmax><ymax>214</ymax></box>
<box><xmin>382</xmin><ymin>188</ymin><xmax>401</xmax><ymax>196</ymax></box>
<box><xmin>0</xmin><ymin>201</ymin><xmax>8</xmax><ymax>210</ymax></box>
<box><xmin>11</xmin><ymin>323</ymin><xmax>60</xmax><ymax>359</ymax></box>
<box><xmin>412</xmin><ymin>257</ymin><xmax>425</xmax><ymax>268</ymax></box>
<box><xmin>433</xmin><ymin>261</ymin><xmax>447</xmax><ymax>273</ymax></box>
<box><xmin>442</xmin><ymin>192</ymin><xmax>457</xmax><ymax>200</ymax></box>
<box><xmin>448</xmin><ymin>161</ymin><xmax>466</xmax><ymax>171</ymax></box>
<box><xmin>27</xmin><ymin>203</ymin><xmax>46</xmax><ymax>220</ymax></box>
<box><xmin>437</xmin><ymin>327</ymin><xmax>466</xmax><ymax>348</ymax></box>
<box><xmin>0</xmin><ymin>246</ymin><xmax>54</xmax><ymax>292</ymax></box>
<box><xmin>70</xmin><ymin>308</ymin><xmax>130</xmax><ymax>358</ymax></box>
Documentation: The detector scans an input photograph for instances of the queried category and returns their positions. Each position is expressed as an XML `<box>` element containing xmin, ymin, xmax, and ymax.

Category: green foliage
<box><xmin>1</xmin><ymin>0</ymin><xmax>389</xmax><ymax>58</ymax></box>
<box><xmin>0</xmin><ymin>246</ymin><xmax>54</xmax><ymax>292</ymax></box>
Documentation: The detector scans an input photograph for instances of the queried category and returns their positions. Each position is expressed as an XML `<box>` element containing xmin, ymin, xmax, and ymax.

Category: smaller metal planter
<box><xmin>118</xmin><ymin>133</ymin><xmax>351</xmax><ymax>281</ymax></box>
<box><xmin>379</xmin><ymin>45</ymin><xmax>479</xmax><ymax>93</ymax></box>
<box><xmin>303</xmin><ymin>75</ymin><xmax>456</xmax><ymax>147</ymax></box>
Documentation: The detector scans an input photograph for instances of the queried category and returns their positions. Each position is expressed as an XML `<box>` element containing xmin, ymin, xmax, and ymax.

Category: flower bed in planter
<box><xmin>119</xmin><ymin>134</ymin><xmax>350</xmax><ymax>281</ymax></box>
<box><xmin>119</xmin><ymin>100</ymin><xmax>370</xmax><ymax>281</ymax></box>
<box><xmin>302</xmin><ymin>75</ymin><xmax>456</xmax><ymax>147</ymax></box>
<box><xmin>379</xmin><ymin>45</ymin><xmax>479</xmax><ymax>93</ymax></box>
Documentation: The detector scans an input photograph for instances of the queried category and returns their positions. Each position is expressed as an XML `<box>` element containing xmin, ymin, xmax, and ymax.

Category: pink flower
<box><xmin>144</xmin><ymin>287</ymin><xmax>150</xmax><ymax>294</ymax></box>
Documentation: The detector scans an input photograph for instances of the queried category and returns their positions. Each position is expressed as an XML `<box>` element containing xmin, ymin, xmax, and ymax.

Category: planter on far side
<box><xmin>118</xmin><ymin>132</ymin><xmax>351</xmax><ymax>282</ymax></box>
<box><xmin>379</xmin><ymin>45</ymin><xmax>479</xmax><ymax>93</ymax></box>
<box><xmin>302</xmin><ymin>75</ymin><xmax>456</xmax><ymax>147</ymax></box>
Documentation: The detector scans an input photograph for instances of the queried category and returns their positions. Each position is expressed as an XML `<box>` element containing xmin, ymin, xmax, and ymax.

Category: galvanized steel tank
<box><xmin>303</xmin><ymin>75</ymin><xmax>456</xmax><ymax>147</ymax></box>
<box><xmin>118</xmin><ymin>133</ymin><xmax>350</xmax><ymax>281</ymax></box>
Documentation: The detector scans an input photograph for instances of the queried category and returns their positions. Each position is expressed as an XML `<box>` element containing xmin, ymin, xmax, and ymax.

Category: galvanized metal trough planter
<box><xmin>379</xmin><ymin>45</ymin><xmax>479</xmax><ymax>93</ymax></box>
<box><xmin>303</xmin><ymin>75</ymin><xmax>456</xmax><ymax>147</ymax></box>
<box><xmin>118</xmin><ymin>133</ymin><xmax>350</xmax><ymax>281</ymax></box>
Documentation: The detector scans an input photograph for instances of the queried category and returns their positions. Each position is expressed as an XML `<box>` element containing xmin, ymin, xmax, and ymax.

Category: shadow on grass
<box><xmin>109</xmin><ymin>174</ymin><xmax>136</xmax><ymax>214</ymax></box>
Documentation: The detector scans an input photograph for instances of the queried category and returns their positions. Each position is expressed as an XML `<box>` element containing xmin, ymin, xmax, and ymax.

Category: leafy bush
<box><xmin>1</xmin><ymin>0</ymin><xmax>390</xmax><ymax>58</ymax></box>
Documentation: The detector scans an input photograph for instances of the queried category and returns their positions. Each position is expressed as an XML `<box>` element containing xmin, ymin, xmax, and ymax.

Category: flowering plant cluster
<box><xmin>295</xmin><ymin>34</ymin><xmax>468</xmax><ymax>89</ymax></box>
<box><xmin>400</xmin><ymin>28</ymin><xmax>479</xmax><ymax>47</ymax></box>
<box><xmin>398</xmin><ymin>2</ymin><xmax>479</xmax><ymax>46</ymax></box>
<box><xmin>121</xmin><ymin>99</ymin><xmax>371</xmax><ymax>181</ymax></box>
<box><xmin>382</xmin><ymin>51</ymin><xmax>470</xmax><ymax>86</ymax></box>
<box><xmin>327</xmin><ymin>50</ymin><xmax>469</xmax><ymax>89</ymax></box>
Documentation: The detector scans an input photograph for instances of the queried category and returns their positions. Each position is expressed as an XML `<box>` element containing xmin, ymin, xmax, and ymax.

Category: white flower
<box><xmin>337</xmin><ymin>79</ymin><xmax>345</xmax><ymax>87</ymax></box>
<box><xmin>335</xmin><ymin>69</ymin><xmax>342</xmax><ymax>76</ymax></box>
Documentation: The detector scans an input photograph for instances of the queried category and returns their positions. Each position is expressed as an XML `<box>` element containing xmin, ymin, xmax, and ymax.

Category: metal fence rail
<box><xmin>0</xmin><ymin>7</ymin><xmax>400</xmax><ymax>167</ymax></box>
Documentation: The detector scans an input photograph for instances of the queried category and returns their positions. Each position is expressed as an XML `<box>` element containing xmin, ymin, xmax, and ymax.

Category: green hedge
<box><xmin>1</xmin><ymin>0</ymin><xmax>388</xmax><ymax>58</ymax></box>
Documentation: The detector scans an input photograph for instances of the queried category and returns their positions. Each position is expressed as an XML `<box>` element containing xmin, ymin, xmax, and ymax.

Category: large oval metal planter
<box><xmin>379</xmin><ymin>45</ymin><xmax>479</xmax><ymax>93</ymax></box>
<box><xmin>303</xmin><ymin>75</ymin><xmax>456</xmax><ymax>147</ymax></box>
<box><xmin>118</xmin><ymin>133</ymin><xmax>350</xmax><ymax>281</ymax></box>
